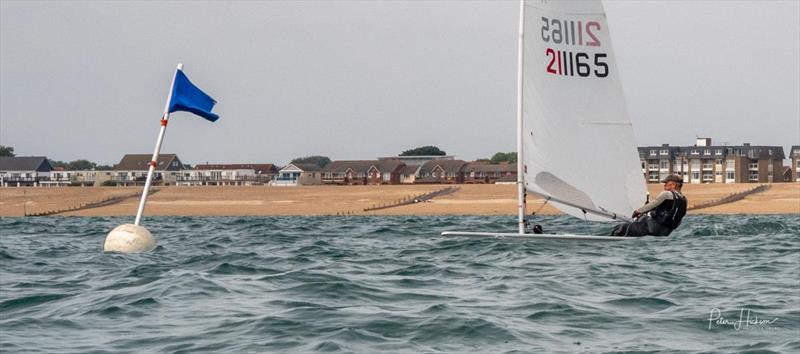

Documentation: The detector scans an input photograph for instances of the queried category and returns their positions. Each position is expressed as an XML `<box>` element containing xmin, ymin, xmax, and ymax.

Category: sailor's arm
<box><xmin>636</xmin><ymin>191</ymin><xmax>673</xmax><ymax>214</ymax></box>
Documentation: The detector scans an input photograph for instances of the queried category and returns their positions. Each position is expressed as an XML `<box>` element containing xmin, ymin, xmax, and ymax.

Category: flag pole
<box><xmin>134</xmin><ymin>62</ymin><xmax>183</xmax><ymax>226</ymax></box>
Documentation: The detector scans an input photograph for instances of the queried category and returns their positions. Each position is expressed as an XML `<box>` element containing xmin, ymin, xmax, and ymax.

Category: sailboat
<box><xmin>442</xmin><ymin>0</ymin><xmax>647</xmax><ymax>241</ymax></box>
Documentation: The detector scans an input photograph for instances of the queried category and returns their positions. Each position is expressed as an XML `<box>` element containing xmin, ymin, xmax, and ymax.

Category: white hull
<box><xmin>440</xmin><ymin>231</ymin><xmax>632</xmax><ymax>241</ymax></box>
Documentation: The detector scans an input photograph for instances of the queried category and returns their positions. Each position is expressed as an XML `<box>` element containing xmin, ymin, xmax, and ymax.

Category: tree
<box><xmin>49</xmin><ymin>159</ymin><xmax>109</xmax><ymax>170</ymax></box>
<box><xmin>291</xmin><ymin>155</ymin><xmax>331</xmax><ymax>168</ymax></box>
<box><xmin>67</xmin><ymin>159</ymin><xmax>96</xmax><ymax>170</ymax></box>
<box><xmin>400</xmin><ymin>146</ymin><xmax>446</xmax><ymax>156</ymax></box>
<box><xmin>490</xmin><ymin>152</ymin><xmax>517</xmax><ymax>164</ymax></box>
<box><xmin>0</xmin><ymin>145</ymin><xmax>15</xmax><ymax>157</ymax></box>
<box><xmin>49</xmin><ymin>160</ymin><xmax>67</xmax><ymax>168</ymax></box>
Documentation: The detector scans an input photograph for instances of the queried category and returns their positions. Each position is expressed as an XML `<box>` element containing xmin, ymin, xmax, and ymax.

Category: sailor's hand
<box><xmin>631</xmin><ymin>211</ymin><xmax>641</xmax><ymax>218</ymax></box>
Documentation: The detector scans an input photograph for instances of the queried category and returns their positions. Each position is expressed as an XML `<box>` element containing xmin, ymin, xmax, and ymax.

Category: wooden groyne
<box><xmin>25</xmin><ymin>189</ymin><xmax>159</xmax><ymax>217</ymax></box>
<box><xmin>363</xmin><ymin>186</ymin><xmax>460</xmax><ymax>212</ymax></box>
<box><xmin>688</xmin><ymin>184</ymin><xmax>770</xmax><ymax>211</ymax></box>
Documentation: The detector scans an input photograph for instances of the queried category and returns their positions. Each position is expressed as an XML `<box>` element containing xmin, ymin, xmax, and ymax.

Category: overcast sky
<box><xmin>1</xmin><ymin>0</ymin><xmax>798</xmax><ymax>165</ymax></box>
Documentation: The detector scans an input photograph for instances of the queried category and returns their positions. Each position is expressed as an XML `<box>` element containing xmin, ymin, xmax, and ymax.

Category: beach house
<box><xmin>0</xmin><ymin>156</ymin><xmax>53</xmax><ymax>187</ymax></box>
<box><xmin>462</xmin><ymin>162</ymin><xmax>517</xmax><ymax>184</ymax></box>
<box><xmin>271</xmin><ymin>163</ymin><xmax>322</xmax><ymax>186</ymax></box>
<box><xmin>791</xmin><ymin>145</ymin><xmax>800</xmax><ymax>182</ymax></box>
<box><xmin>112</xmin><ymin>154</ymin><xmax>185</xmax><ymax>186</ymax></box>
<box><xmin>321</xmin><ymin>160</ymin><xmax>405</xmax><ymax>185</ymax></box>
<box><xmin>179</xmin><ymin>163</ymin><xmax>278</xmax><ymax>186</ymax></box>
<box><xmin>399</xmin><ymin>165</ymin><xmax>422</xmax><ymax>184</ymax></box>
<box><xmin>415</xmin><ymin>159</ymin><xmax>468</xmax><ymax>184</ymax></box>
<box><xmin>39</xmin><ymin>168</ymin><xmax>112</xmax><ymax>187</ymax></box>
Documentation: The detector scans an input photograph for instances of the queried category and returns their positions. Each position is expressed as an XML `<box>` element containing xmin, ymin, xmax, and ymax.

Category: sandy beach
<box><xmin>1</xmin><ymin>183</ymin><xmax>798</xmax><ymax>217</ymax></box>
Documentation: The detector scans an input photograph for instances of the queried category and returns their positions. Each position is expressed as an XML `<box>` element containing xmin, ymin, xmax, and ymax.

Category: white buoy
<box><xmin>104</xmin><ymin>223</ymin><xmax>155</xmax><ymax>253</ymax></box>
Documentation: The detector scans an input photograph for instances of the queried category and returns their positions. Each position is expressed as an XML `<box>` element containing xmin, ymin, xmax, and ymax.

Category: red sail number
<box><xmin>546</xmin><ymin>48</ymin><xmax>557</xmax><ymax>74</ymax></box>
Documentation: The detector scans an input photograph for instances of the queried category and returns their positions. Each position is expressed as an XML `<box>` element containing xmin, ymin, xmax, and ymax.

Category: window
<box><xmin>715</xmin><ymin>149</ymin><xmax>722</xmax><ymax>155</ymax></box>
<box><xmin>726</xmin><ymin>160</ymin><xmax>735</xmax><ymax>169</ymax></box>
<box><xmin>660</xmin><ymin>160</ymin><xmax>668</xmax><ymax>169</ymax></box>
<box><xmin>704</xmin><ymin>150</ymin><xmax>710</xmax><ymax>155</ymax></box>
<box><xmin>649</xmin><ymin>150</ymin><xmax>656</xmax><ymax>156</ymax></box>
<box><xmin>702</xmin><ymin>163</ymin><xmax>713</xmax><ymax>170</ymax></box>
<box><xmin>749</xmin><ymin>171</ymin><xmax>759</xmax><ymax>181</ymax></box>
<box><xmin>660</xmin><ymin>149</ymin><xmax>669</xmax><ymax>155</ymax></box>
<box><xmin>691</xmin><ymin>149</ymin><xmax>699</xmax><ymax>155</ymax></box>
<box><xmin>727</xmin><ymin>171</ymin><xmax>735</xmax><ymax>180</ymax></box>
<box><xmin>797</xmin><ymin>161</ymin><xmax>800</xmax><ymax>168</ymax></box>
<box><xmin>692</xmin><ymin>172</ymin><xmax>700</xmax><ymax>180</ymax></box>
<box><xmin>749</xmin><ymin>163</ymin><xmax>758</xmax><ymax>170</ymax></box>
<box><xmin>702</xmin><ymin>173</ymin><xmax>714</xmax><ymax>182</ymax></box>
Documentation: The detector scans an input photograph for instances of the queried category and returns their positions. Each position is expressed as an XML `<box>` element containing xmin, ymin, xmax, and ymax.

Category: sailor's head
<box><xmin>661</xmin><ymin>174</ymin><xmax>683</xmax><ymax>190</ymax></box>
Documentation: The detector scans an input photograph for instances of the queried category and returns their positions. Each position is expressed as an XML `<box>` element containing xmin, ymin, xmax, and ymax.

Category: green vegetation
<box><xmin>490</xmin><ymin>152</ymin><xmax>517</xmax><ymax>164</ymax></box>
<box><xmin>475</xmin><ymin>152</ymin><xmax>517</xmax><ymax>164</ymax></box>
<box><xmin>49</xmin><ymin>159</ymin><xmax>112</xmax><ymax>171</ymax></box>
<box><xmin>291</xmin><ymin>155</ymin><xmax>331</xmax><ymax>168</ymax></box>
<box><xmin>0</xmin><ymin>145</ymin><xmax>14</xmax><ymax>157</ymax></box>
<box><xmin>400</xmin><ymin>146</ymin><xmax>446</xmax><ymax>156</ymax></box>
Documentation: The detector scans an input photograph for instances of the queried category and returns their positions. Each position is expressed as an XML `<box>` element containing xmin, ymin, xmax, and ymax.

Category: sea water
<box><xmin>1</xmin><ymin>215</ymin><xmax>798</xmax><ymax>353</ymax></box>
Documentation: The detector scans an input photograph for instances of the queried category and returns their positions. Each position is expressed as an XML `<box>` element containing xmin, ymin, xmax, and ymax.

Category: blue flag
<box><xmin>168</xmin><ymin>69</ymin><xmax>219</xmax><ymax>122</ymax></box>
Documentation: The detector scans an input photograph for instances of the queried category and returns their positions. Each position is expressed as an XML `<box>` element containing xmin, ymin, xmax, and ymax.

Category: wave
<box><xmin>0</xmin><ymin>215</ymin><xmax>796</xmax><ymax>353</ymax></box>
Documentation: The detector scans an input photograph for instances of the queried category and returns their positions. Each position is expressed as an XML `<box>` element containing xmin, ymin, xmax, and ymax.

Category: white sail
<box><xmin>521</xmin><ymin>0</ymin><xmax>646</xmax><ymax>221</ymax></box>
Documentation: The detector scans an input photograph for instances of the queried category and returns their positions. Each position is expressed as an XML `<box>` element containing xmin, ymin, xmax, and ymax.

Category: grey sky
<box><xmin>1</xmin><ymin>0</ymin><xmax>798</xmax><ymax>166</ymax></box>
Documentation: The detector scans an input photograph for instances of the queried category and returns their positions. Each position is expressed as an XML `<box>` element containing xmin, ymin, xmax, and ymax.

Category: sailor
<box><xmin>611</xmin><ymin>174</ymin><xmax>687</xmax><ymax>237</ymax></box>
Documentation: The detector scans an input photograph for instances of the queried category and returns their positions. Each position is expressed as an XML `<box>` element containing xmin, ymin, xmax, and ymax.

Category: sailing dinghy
<box><xmin>442</xmin><ymin>0</ymin><xmax>647</xmax><ymax>241</ymax></box>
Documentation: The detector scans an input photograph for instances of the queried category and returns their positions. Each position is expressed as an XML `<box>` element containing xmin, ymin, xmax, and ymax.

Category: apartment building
<box><xmin>639</xmin><ymin>138</ymin><xmax>785</xmax><ymax>184</ymax></box>
<box><xmin>790</xmin><ymin>145</ymin><xmax>800</xmax><ymax>182</ymax></box>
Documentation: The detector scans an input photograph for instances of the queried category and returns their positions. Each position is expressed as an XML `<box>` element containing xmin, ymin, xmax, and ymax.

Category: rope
<box><xmin>530</xmin><ymin>196</ymin><xmax>551</xmax><ymax>216</ymax></box>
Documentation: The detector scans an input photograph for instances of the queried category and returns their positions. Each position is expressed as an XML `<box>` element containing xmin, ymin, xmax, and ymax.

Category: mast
<box><xmin>515</xmin><ymin>0</ymin><xmax>526</xmax><ymax>234</ymax></box>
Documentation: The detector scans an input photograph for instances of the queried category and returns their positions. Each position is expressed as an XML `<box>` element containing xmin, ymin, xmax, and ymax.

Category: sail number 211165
<box><xmin>541</xmin><ymin>17</ymin><xmax>609</xmax><ymax>78</ymax></box>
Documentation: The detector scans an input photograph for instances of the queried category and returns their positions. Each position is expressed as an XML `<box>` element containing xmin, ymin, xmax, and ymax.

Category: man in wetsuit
<box><xmin>611</xmin><ymin>174</ymin><xmax>688</xmax><ymax>237</ymax></box>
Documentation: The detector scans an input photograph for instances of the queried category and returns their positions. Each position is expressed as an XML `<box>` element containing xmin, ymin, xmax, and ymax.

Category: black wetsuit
<box><xmin>611</xmin><ymin>191</ymin><xmax>687</xmax><ymax>237</ymax></box>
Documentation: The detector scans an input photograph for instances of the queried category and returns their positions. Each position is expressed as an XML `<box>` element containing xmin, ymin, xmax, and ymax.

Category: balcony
<box><xmin>1</xmin><ymin>176</ymin><xmax>49</xmax><ymax>183</ymax></box>
<box><xmin>175</xmin><ymin>176</ymin><xmax>271</xmax><ymax>183</ymax></box>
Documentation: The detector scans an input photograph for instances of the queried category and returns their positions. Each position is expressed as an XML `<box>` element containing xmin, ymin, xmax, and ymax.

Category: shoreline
<box><xmin>1</xmin><ymin>183</ymin><xmax>798</xmax><ymax>217</ymax></box>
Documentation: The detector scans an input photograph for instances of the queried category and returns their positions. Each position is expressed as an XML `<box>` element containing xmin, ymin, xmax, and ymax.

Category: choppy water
<box><xmin>1</xmin><ymin>215</ymin><xmax>798</xmax><ymax>353</ymax></box>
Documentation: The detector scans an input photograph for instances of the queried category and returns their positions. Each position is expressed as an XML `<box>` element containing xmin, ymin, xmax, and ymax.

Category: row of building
<box><xmin>0</xmin><ymin>154</ymin><xmax>516</xmax><ymax>187</ymax></box>
<box><xmin>2</xmin><ymin>139</ymin><xmax>799</xmax><ymax>187</ymax></box>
